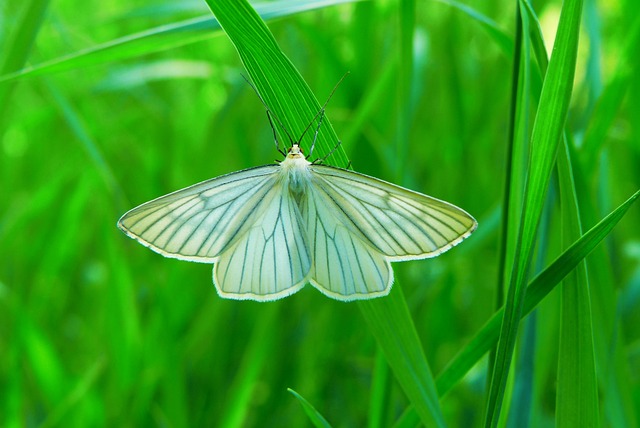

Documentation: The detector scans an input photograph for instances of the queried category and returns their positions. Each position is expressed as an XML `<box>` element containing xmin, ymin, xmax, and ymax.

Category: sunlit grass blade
<box><xmin>0</xmin><ymin>0</ymin><xmax>359</xmax><ymax>84</ymax></box>
<box><xmin>485</xmin><ymin>0</ymin><xmax>584</xmax><ymax>425</ymax></box>
<box><xmin>288</xmin><ymin>388</ymin><xmax>333</xmax><ymax>428</ymax></box>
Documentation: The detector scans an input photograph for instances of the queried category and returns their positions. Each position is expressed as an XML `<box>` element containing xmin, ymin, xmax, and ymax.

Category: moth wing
<box><xmin>309</xmin><ymin>166</ymin><xmax>477</xmax><ymax>260</ymax></box>
<box><xmin>118</xmin><ymin>165</ymin><xmax>312</xmax><ymax>300</ymax></box>
<box><xmin>213</xmin><ymin>180</ymin><xmax>312</xmax><ymax>301</ymax></box>
<box><xmin>305</xmin><ymin>186</ymin><xmax>393</xmax><ymax>300</ymax></box>
<box><xmin>302</xmin><ymin>165</ymin><xmax>476</xmax><ymax>300</ymax></box>
<box><xmin>118</xmin><ymin>165</ymin><xmax>283</xmax><ymax>262</ymax></box>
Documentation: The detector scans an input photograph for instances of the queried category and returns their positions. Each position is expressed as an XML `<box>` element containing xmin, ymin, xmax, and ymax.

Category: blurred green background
<box><xmin>1</xmin><ymin>0</ymin><xmax>639</xmax><ymax>426</ymax></box>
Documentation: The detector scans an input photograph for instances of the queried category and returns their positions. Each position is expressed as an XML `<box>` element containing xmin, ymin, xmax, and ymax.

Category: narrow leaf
<box><xmin>556</xmin><ymin>138</ymin><xmax>600</xmax><ymax>426</ymax></box>
<box><xmin>288</xmin><ymin>388</ymin><xmax>333</xmax><ymax>428</ymax></box>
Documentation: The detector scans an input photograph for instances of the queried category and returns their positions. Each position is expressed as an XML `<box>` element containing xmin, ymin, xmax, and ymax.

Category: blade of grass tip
<box><xmin>485</xmin><ymin>0</ymin><xmax>583</xmax><ymax>425</ymax></box>
<box><xmin>205</xmin><ymin>2</ymin><xmax>446</xmax><ymax>426</ymax></box>
<box><xmin>0</xmin><ymin>0</ymin><xmax>359</xmax><ymax>84</ymax></box>
<box><xmin>556</xmin><ymin>137</ymin><xmax>599</xmax><ymax>426</ymax></box>
<box><xmin>522</xmin><ymin>0</ymin><xmax>549</xmax><ymax>73</ymax></box>
<box><xmin>288</xmin><ymin>389</ymin><xmax>333</xmax><ymax>428</ymax></box>
<box><xmin>435</xmin><ymin>188</ymin><xmax>639</xmax><ymax>397</ymax></box>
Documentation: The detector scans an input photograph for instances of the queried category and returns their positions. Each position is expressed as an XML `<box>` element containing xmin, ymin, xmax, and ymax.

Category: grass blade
<box><xmin>0</xmin><ymin>0</ymin><xmax>50</xmax><ymax>127</ymax></box>
<box><xmin>288</xmin><ymin>388</ymin><xmax>333</xmax><ymax>428</ymax></box>
<box><xmin>359</xmin><ymin>288</ymin><xmax>446</xmax><ymax>427</ymax></box>
<box><xmin>556</xmin><ymin>138</ymin><xmax>600</xmax><ymax>426</ymax></box>
<box><xmin>485</xmin><ymin>0</ymin><xmax>584</xmax><ymax>424</ymax></box>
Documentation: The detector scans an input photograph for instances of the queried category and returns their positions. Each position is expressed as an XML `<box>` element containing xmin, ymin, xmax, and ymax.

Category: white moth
<box><xmin>118</xmin><ymin>141</ymin><xmax>476</xmax><ymax>301</ymax></box>
<box><xmin>118</xmin><ymin>82</ymin><xmax>476</xmax><ymax>302</ymax></box>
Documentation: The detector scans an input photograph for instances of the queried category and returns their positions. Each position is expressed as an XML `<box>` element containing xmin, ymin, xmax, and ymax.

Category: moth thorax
<box><xmin>285</xmin><ymin>163</ymin><xmax>311</xmax><ymax>195</ymax></box>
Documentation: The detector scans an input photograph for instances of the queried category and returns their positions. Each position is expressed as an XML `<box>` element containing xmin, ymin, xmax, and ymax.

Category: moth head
<box><xmin>287</xmin><ymin>143</ymin><xmax>305</xmax><ymax>159</ymax></box>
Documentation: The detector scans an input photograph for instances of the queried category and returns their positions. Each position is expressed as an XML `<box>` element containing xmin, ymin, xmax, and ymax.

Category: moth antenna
<box><xmin>298</xmin><ymin>72</ymin><xmax>349</xmax><ymax>149</ymax></box>
<box><xmin>312</xmin><ymin>139</ymin><xmax>344</xmax><ymax>165</ymax></box>
<box><xmin>308</xmin><ymin>108</ymin><xmax>326</xmax><ymax>158</ymax></box>
<box><xmin>265</xmin><ymin>110</ymin><xmax>286</xmax><ymax>156</ymax></box>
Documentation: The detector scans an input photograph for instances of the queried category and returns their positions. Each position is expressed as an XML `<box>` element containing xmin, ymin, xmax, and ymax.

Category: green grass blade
<box><xmin>0</xmin><ymin>0</ymin><xmax>358</xmax><ymax>84</ymax></box>
<box><xmin>435</xmin><ymin>188</ymin><xmax>639</xmax><ymax>397</ymax></box>
<box><xmin>368</xmin><ymin>351</ymin><xmax>390</xmax><ymax>428</ymax></box>
<box><xmin>205</xmin><ymin>1</ymin><xmax>445</xmax><ymax>426</ymax></box>
<box><xmin>485</xmin><ymin>0</ymin><xmax>584</xmax><ymax>425</ymax></box>
<box><xmin>493</xmin><ymin>0</ymin><xmax>528</xmax><ymax>392</ymax></box>
<box><xmin>288</xmin><ymin>388</ymin><xmax>333</xmax><ymax>428</ymax></box>
<box><xmin>556</xmin><ymin>138</ymin><xmax>600</xmax><ymax>426</ymax></box>
<box><xmin>0</xmin><ymin>0</ymin><xmax>50</xmax><ymax>75</ymax></box>
<box><xmin>359</xmin><ymin>287</ymin><xmax>446</xmax><ymax>427</ymax></box>
<box><xmin>0</xmin><ymin>0</ymin><xmax>50</xmax><ymax>126</ymax></box>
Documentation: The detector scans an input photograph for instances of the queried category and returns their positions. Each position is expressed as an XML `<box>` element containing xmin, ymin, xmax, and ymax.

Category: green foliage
<box><xmin>1</xmin><ymin>0</ymin><xmax>639</xmax><ymax>426</ymax></box>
